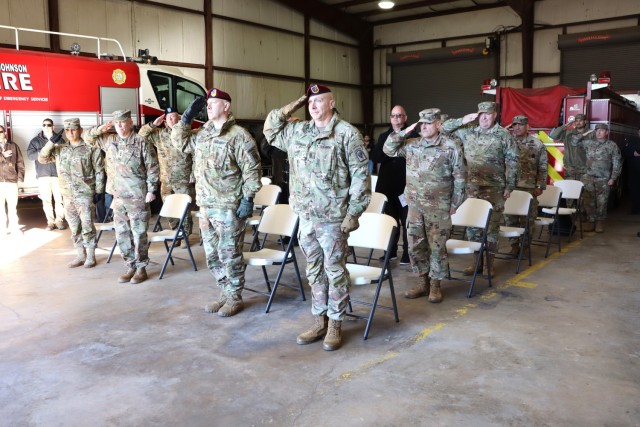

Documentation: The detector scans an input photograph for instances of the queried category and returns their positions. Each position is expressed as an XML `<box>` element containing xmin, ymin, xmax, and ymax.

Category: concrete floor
<box><xmin>1</xmin><ymin>198</ymin><xmax>639</xmax><ymax>426</ymax></box>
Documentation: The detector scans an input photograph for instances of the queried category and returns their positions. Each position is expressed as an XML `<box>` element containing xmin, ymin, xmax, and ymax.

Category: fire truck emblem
<box><xmin>112</xmin><ymin>69</ymin><xmax>127</xmax><ymax>85</ymax></box>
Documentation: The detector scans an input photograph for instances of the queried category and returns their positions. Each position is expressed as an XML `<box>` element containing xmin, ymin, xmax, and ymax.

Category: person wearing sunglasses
<box><xmin>27</xmin><ymin>118</ymin><xmax>66</xmax><ymax>231</ymax></box>
<box><xmin>0</xmin><ymin>125</ymin><xmax>25</xmax><ymax>234</ymax></box>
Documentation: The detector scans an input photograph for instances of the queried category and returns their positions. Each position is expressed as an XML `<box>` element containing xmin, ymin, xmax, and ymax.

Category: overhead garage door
<box><xmin>559</xmin><ymin>26</ymin><xmax>640</xmax><ymax>91</ymax></box>
<box><xmin>388</xmin><ymin>43</ymin><xmax>498</xmax><ymax>121</ymax></box>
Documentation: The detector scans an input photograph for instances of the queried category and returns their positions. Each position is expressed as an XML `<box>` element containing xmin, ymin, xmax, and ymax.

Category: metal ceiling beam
<box><xmin>272</xmin><ymin>0</ymin><xmax>370</xmax><ymax>41</ymax></box>
<box><xmin>355</xmin><ymin>0</ymin><xmax>465</xmax><ymax>17</ymax></box>
<box><xmin>334</xmin><ymin>0</ymin><xmax>452</xmax><ymax>8</ymax></box>
<box><xmin>373</xmin><ymin>3</ymin><xmax>506</xmax><ymax>25</ymax></box>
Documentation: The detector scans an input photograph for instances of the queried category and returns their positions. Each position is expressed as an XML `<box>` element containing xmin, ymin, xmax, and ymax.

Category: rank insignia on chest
<box><xmin>355</xmin><ymin>147</ymin><xmax>367</xmax><ymax>163</ymax></box>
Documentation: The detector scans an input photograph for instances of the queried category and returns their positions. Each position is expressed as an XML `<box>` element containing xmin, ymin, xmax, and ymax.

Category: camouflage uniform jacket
<box><xmin>138</xmin><ymin>124</ymin><xmax>193</xmax><ymax>186</ymax></box>
<box><xmin>83</xmin><ymin>129</ymin><xmax>159</xmax><ymax>200</ymax></box>
<box><xmin>172</xmin><ymin>115</ymin><xmax>261</xmax><ymax>209</ymax></box>
<box><xmin>38</xmin><ymin>140</ymin><xmax>105</xmax><ymax>198</ymax></box>
<box><xmin>549</xmin><ymin>126</ymin><xmax>593</xmax><ymax>172</ymax></box>
<box><xmin>384</xmin><ymin>131</ymin><xmax>466</xmax><ymax>212</ymax></box>
<box><xmin>515</xmin><ymin>134</ymin><xmax>547</xmax><ymax>190</ymax></box>
<box><xmin>442</xmin><ymin>118</ymin><xmax>519</xmax><ymax>191</ymax></box>
<box><xmin>585</xmin><ymin>139</ymin><xmax>622</xmax><ymax>180</ymax></box>
<box><xmin>263</xmin><ymin>109</ymin><xmax>371</xmax><ymax>222</ymax></box>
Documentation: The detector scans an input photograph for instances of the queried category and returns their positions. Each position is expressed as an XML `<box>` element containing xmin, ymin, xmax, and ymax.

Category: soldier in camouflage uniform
<box><xmin>172</xmin><ymin>88</ymin><xmax>261</xmax><ymax>317</ymax></box>
<box><xmin>263</xmin><ymin>84</ymin><xmax>370</xmax><ymax>351</ymax></box>
<box><xmin>84</xmin><ymin>110</ymin><xmax>159</xmax><ymax>284</ymax></box>
<box><xmin>38</xmin><ymin>118</ymin><xmax>105</xmax><ymax>268</ymax></box>
<box><xmin>505</xmin><ymin>115</ymin><xmax>547</xmax><ymax>255</ymax></box>
<box><xmin>549</xmin><ymin>113</ymin><xmax>595</xmax><ymax>229</ymax></box>
<box><xmin>384</xmin><ymin>108</ymin><xmax>466</xmax><ymax>304</ymax></box>
<box><xmin>442</xmin><ymin>101</ymin><xmax>519</xmax><ymax>276</ymax></box>
<box><xmin>549</xmin><ymin>113</ymin><xmax>593</xmax><ymax>181</ymax></box>
<box><xmin>139</xmin><ymin>107</ymin><xmax>194</xmax><ymax>236</ymax></box>
<box><xmin>582</xmin><ymin>124</ymin><xmax>622</xmax><ymax>233</ymax></box>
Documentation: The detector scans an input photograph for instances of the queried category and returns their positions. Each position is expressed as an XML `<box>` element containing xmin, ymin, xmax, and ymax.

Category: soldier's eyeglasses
<box><xmin>43</xmin><ymin>124</ymin><xmax>53</xmax><ymax>127</ymax></box>
<box><xmin>390</xmin><ymin>114</ymin><xmax>404</xmax><ymax>118</ymax></box>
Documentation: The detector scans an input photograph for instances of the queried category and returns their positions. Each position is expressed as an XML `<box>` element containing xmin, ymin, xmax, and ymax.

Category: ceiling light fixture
<box><xmin>378</xmin><ymin>1</ymin><xmax>395</xmax><ymax>9</ymax></box>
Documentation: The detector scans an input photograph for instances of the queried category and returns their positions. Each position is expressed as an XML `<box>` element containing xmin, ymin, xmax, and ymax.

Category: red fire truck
<box><xmin>485</xmin><ymin>80</ymin><xmax>640</xmax><ymax>193</ymax></box>
<box><xmin>0</xmin><ymin>26</ymin><xmax>206</xmax><ymax>197</ymax></box>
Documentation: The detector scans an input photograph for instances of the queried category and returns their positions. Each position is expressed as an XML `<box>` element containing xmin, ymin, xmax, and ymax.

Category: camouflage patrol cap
<box><xmin>112</xmin><ymin>109</ymin><xmax>132</xmax><ymax>121</ymax></box>
<box><xmin>512</xmin><ymin>115</ymin><xmax>528</xmax><ymax>125</ymax></box>
<box><xmin>418</xmin><ymin>108</ymin><xmax>442</xmax><ymax>123</ymax></box>
<box><xmin>594</xmin><ymin>123</ymin><xmax>608</xmax><ymax>130</ymax></box>
<box><xmin>478</xmin><ymin>101</ymin><xmax>497</xmax><ymax>114</ymax></box>
<box><xmin>574</xmin><ymin>113</ymin><xmax>587</xmax><ymax>120</ymax></box>
<box><xmin>63</xmin><ymin>118</ymin><xmax>81</xmax><ymax>130</ymax></box>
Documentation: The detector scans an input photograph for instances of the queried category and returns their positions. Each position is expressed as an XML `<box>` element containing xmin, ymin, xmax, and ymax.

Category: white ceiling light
<box><xmin>378</xmin><ymin>1</ymin><xmax>395</xmax><ymax>9</ymax></box>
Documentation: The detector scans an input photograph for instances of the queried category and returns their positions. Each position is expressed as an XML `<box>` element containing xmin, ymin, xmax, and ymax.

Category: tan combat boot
<box><xmin>428</xmin><ymin>280</ymin><xmax>443</xmax><ymax>303</ymax></box>
<box><xmin>463</xmin><ymin>253</ymin><xmax>483</xmax><ymax>276</ymax></box>
<box><xmin>118</xmin><ymin>267</ymin><xmax>136</xmax><ymax>283</ymax></box>
<box><xmin>68</xmin><ymin>247</ymin><xmax>86</xmax><ymax>268</ymax></box>
<box><xmin>130</xmin><ymin>267</ymin><xmax>148</xmax><ymax>284</ymax></box>
<box><xmin>84</xmin><ymin>247</ymin><xmax>96</xmax><ymax>268</ymax></box>
<box><xmin>404</xmin><ymin>275</ymin><xmax>430</xmax><ymax>299</ymax></box>
<box><xmin>204</xmin><ymin>294</ymin><xmax>228</xmax><ymax>313</ymax></box>
<box><xmin>582</xmin><ymin>222</ymin><xmax>595</xmax><ymax>232</ymax></box>
<box><xmin>323</xmin><ymin>319</ymin><xmax>343</xmax><ymax>351</ymax></box>
<box><xmin>218</xmin><ymin>294</ymin><xmax>244</xmax><ymax>317</ymax></box>
<box><xmin>595</xmin><ymin>221</ymin><xmax>604</xmax><ymax>233</ymax></box>
<box><xmin>296</xmin><ymin>316</ymin><xmax>328</xmax><ymax>345</ymax></box>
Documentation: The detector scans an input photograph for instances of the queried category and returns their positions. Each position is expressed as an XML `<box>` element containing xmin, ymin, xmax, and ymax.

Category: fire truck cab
<box><xmin>0</xmin><ymin>27</ymin><xmax>206</xmax><ymax>197</ymax></box>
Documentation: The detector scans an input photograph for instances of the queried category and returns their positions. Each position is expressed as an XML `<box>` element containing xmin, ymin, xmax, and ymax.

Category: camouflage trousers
<box><xmin>64</xmin><ymin>196</ymin><xmax>97</xmax><ymax>248</ymax></box>
<box><xmin>161</xmin><ymin>181</ymin><xmax>195</xmax><ymax>235</ymax></box>
<box><xmin>200</xmin><ymin>207</ymin><xmax>246</xmax><ymax>296</ymax></box>
<box><xmin>583</xmin><ymin>176</ymin><xmax>611</xmax><ymax>222</ymax></box>
<box><xmin>112</xmin><ymin>197</ymin><xmax>151</xmax><ymax>269</ymax></box>
<box><xmin>407</xmin><ymin>207</ymin><xmax>452</xmax><ymax>280</ymax></box>
<box><xmin>504</xmin><ymin>186</ymin><xmax>538</xmax><ymax>246</ymax></box>
<box><xmin>465</xmin><ymin>185</ymin><xmax>506</xmax><ymax>252</ymax></box>
<box><xmin>298</xmin><ymin>218</ymin><xmax>350</xmax><ymax>321</ymax></box>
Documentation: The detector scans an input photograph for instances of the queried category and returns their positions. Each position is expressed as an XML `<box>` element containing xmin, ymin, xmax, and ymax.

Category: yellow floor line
<box><xmin>336</xmin><ymin>234</ymin><xmax>590</xmax><ymax>383</ymax></box>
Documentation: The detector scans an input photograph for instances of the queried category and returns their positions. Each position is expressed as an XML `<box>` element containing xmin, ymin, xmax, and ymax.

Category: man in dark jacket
<box><xmin>371</xmin><ymin>105</ymin><xmax>417</xmax><ymax>264</ymax></box>
<box><xmin>27</xmin><ymin>118</ymin><xmax>66</xmax><ymax>230</ymax></box>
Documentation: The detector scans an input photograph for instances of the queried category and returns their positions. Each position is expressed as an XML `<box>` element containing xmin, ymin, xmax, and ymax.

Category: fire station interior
<box><xmin>1</xmin><ymin>1</ymin><xmax>640</xmax><ymax>425</ymax></box>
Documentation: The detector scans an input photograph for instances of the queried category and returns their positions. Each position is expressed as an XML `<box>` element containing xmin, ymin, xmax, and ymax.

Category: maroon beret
<box><xmin>207</xmin><ymin>88</ymin><xmax>231</xmax><ymax>102</ymax></box>
<box><xmin>305</xmin><ymin>84</ymin><xmax>331</xmax><ymax>98</ymax></box>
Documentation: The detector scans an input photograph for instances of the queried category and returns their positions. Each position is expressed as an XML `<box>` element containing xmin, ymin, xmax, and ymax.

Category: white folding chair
<box><xmin>345</xmin><ymin>212</ymin><xmax>399</xmax><ymax>340</ymax></box>
<box><xmin>549</xmin><ymin>179</ymin><xmax>584</xmax><ymax>241</ymax></box>
<box><xmin>445</xmin><ymin>198</ymin><xmax>493</xmax><ymax>297</ymax></box>
<box><xmin>364</xmin><ymin>191</ymin><xmax>388</xmax><ymax>214</ymax></box>
<box><xmin>148</xmin><ymin>194</ymin><xmax>197</xmax><ymax>279</ymax></box>
<box><xmin>497</xmin><ymin>190</ymin><xmax>533</xmax><ymax>273</ymax></box>
<box><xmin>370</xmin><ymin>174</ymin><xmax>378</xmax><ymax>192</ymax></box>
<box><xmin>351</xmin><ymin>192</ymin><xmax>389</xmax><ymax>265</ymax></box>
<box><xmin>246</xmin><ymin>184</ymin><xmax>282</xmax><ymax>250</ymax></box>
<box><xmin>95</xmin><ymin>207</ymin><xmax>117</xmax><ymax>263</ymax></box>
<box><xmin>533</xmin><ymin>186</ymin><xmax>563</xmax><ymax>257</ymax></box>
<box><xmin>243</xmin><ymin>204</ymin><xmax>305</xmax><ymax>313</ymax></box>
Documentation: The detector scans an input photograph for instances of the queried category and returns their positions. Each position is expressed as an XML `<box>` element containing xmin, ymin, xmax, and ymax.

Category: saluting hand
<box><xmin>98</xmin><ymin>121</ymin><xmax>113</xmax><ymax>133</ymax></box>
<box><xmin>145</xmin><ymin>192</ymin><xmax>156</xmax><ymax>203</ymax></box>
<box><xmin>153</xmin><ymin>115</ymin><xmax>165</xmax><ymax>127</ymax></box>
<box><xmin>2</xmin><ymin>149</ymin><xmax>12</xmax><ymax>158</ymax></box>
<box><xmin>462</xmin><ymin>113</ymin><xmax>479</xmax><ymax>124</ymax></box>
<box><xmin>404</xmin><ymin>122</ymin><xmax>419</xmax><ymax>134</ymax></box>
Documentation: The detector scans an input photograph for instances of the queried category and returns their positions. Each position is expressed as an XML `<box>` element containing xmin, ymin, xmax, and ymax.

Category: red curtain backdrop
<box><xmin>500</xmin><ymin>86</ymin><xmax>585</xmax><ymax>128</ymax></box>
